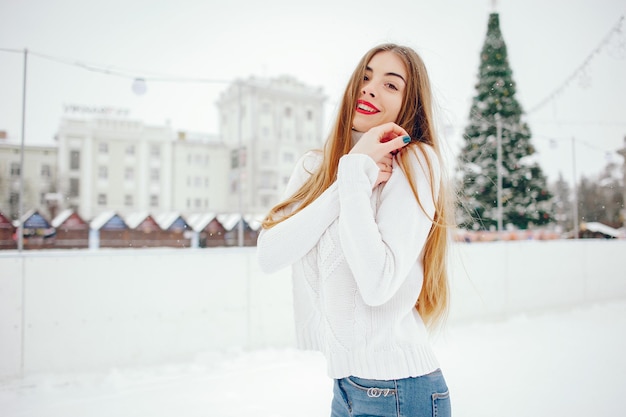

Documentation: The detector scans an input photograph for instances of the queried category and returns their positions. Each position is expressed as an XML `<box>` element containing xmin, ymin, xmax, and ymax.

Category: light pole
<box><xmin>618</xmin><ymin>136</ymin><xmax>626</xmax><ymax>234</ymax></box>
<box><xmin>17</xmin><ymin>49</ymin><xmax>28</xmax><ymax>252</ymax></box>
<box><xmin>237</xmin><ymin>81</ymin><xmax>244</xmax><ymax>247</ymax></box>
<box><xmin>495</xmin><ymin>113</ymin><xmax>503</xmax><ymax>233</ymax></box>
<box><xmin>571</xmin><ymin>137</ymin><xmax>580</xmax><ymax>239</ymax></box>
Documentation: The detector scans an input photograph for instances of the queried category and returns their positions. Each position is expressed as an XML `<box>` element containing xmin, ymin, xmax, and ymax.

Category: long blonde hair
<box><xmin>262</xmin><ymin>44</ymin><xmax>453</xmax><ymax>328</ymax></box>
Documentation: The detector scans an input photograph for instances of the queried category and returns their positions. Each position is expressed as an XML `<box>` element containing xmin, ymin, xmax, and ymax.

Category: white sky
<box><xmin>1</xmin><ymin>0</ymin><xmax>625</xmax><ymax>183</ymax></box>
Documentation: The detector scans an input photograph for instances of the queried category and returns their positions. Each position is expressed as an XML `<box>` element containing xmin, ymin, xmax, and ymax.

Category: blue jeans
<box><xmin>330</xmin><ymin>369</ymin><xmax>451</xmax><ymax>417</ymax></box>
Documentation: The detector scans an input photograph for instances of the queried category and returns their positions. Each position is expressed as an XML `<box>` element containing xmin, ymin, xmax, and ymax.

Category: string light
<box><xmin>527</xmin><ymin>15</ymin><xmax>625</xmax><ymax>114</ymax></box>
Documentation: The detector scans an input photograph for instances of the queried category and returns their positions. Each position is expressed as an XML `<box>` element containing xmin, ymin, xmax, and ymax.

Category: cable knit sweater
<box><xmin>257</xmin><ymin>137</ymin><xmax>441</xmax><ymax>380</ymax></box>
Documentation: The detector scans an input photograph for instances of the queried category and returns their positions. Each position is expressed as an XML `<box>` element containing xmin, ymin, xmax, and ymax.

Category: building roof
<box><xmin>583</xmin><ymin>222</ymin><xmax>623</xmax><ymax>238</ymax></box>
<box><xmin>125</xmin><ymin>212</ymin><xmax>151</xmax><ymax>229</ymax></box>
<box><xmin>244</xmin><ymin>214</ymin><xmax>265</xmax><ymax>231</ymax></box>
<box><xmin>16</xmin><ymin>210</ymin><xmax>51</xmax><ymax>229</ymax></box>
<box><xmin>154</xmin><ymin>212</ymin><xmax>189</xmax><ymax>231</ymax></box>
<box><xmin>0</xmin><ymin>211</ymin><xmax>15</xmax><ymax>229</ymax></box>
<box><xmin>90</xmin><ymin>211</ymin><xmax>128</xmax><ymax>230</ymax></box>
<box><xmin>186</xmin><ymin>213</ymin><xmax>218</xmax><ymax>232</ymax></box>
<box><xmin>51</xmin><ymin>209</ymin><xmax>74</xmax><ymax>228</ymax></box>
<box><xmin>216</xmin><ymin>214</ymin><xmax>242</xmax><ymax>231</ymax></box>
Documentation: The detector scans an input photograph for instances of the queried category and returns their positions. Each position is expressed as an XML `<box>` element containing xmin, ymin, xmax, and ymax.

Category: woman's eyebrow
<box><xmin>365</xmin><ymin>66</ymin><xmax>406</xmax><ymax>84</ymax></box>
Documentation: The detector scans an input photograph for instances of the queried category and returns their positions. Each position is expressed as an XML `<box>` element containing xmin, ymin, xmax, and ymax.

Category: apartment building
<box><xmin>0</xmin><ymin>133</ymin><xmax>58</xmax><ymax>219</ymax></box>
<box><xmin>56</xmin><ymin>115</ymin><xmax>229</xmax><ymax>220</ymax></box>
<box><xmin>217</xmin><ymin>75</ymin><xmax>326</xmax><ymax>215</ymax></box>
<box><xmin>2</xmin><ymin>74</ymin><xmax>326</xmax><ymax>222</ymax></box>
<box><xmin>171</xmin><ymin>131</ymin><xmax>229</xmax><ymax>214</ymax></box>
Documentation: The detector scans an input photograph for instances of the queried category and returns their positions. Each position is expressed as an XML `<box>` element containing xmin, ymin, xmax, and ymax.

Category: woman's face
<box><xmin>352</xmin><ymin>51</ymin><xmax>407</xmax><ymax>133</ymax></box>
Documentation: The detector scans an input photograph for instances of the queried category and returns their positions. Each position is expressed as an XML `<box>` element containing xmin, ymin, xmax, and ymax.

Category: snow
<box><xmin>1</xmin><ymin>300</ymin><xmax>624</xmax><ymax>417</ymax></box>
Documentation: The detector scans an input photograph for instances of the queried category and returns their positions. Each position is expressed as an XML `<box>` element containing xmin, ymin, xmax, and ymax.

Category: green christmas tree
<box><xmin>457</xmin><ymin>12</ymin><xmax>553</xmax><ymax>231</ymax></box>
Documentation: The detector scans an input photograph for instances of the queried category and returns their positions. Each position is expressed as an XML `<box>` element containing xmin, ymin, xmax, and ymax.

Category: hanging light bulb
<box><xmin>132</xmin><ymin>77</ymin><xmax>147</xmax><ymax>95</ymax></box>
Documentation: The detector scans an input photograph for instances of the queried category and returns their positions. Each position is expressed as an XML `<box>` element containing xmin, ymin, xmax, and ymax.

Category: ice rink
<box><xmin>2</xmin><ymin>299</ymin><xmax>624</xmax><ymax>417</ymax></box>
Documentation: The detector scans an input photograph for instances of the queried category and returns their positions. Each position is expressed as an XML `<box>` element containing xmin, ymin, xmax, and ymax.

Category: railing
<box><xmin>1</xmin><ymin>239</ymin><xmax>625</xmax><ymax>378</ymax></box>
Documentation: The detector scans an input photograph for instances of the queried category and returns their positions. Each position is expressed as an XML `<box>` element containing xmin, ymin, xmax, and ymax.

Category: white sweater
<box><xmin>257</xmin><ymin>143</ymin><xmax>441</xmax><ymax>380</ymax></box>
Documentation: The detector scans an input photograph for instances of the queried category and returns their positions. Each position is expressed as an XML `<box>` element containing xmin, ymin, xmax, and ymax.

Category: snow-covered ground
<box><xmin>1</xmin><ymin>299</ymin><xmax>624</xmax><ymax>417</ymax></box>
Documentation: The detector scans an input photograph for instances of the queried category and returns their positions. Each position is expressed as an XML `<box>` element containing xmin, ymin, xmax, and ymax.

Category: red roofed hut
<box><xmin>0</xmin><ymin>211</ymin><xmax>16</xmax><ymax>250</ymax></box>
<box><xmin>51</xmin><ymin>209</ymin><xmax>89</xmax><ymax>249</ymax></box>
<box><xmin>187</xmin><ymin>213</ymin><xmax>226</xmax><ymax>248</ymax></box>
<box><xmin>125</xmin><ymin>212</ymin><xmax>163</xmax><ymax>248</ymax></box>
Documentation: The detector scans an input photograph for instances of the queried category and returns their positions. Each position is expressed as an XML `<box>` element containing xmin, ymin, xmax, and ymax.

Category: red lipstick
<box><xmin>356</xmin><ymin>100</ymin><xmax>380</xmax><ymax>114</ymax></box>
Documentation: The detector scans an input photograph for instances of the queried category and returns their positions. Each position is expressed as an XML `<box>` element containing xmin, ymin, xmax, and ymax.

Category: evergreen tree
<box><xmin>578</xmin><ymin>162</ymin><xmax>624</xmax><ymax>227</ymax></box>
<box><xmin>457</xmin><ymin>13</ymin><xmax>553</xmax><ymax>230</ymax></box>
<box><xmin>550</xmin><ymin>173</ymin><xmax>574</xmax><ymax>233</ymax></box>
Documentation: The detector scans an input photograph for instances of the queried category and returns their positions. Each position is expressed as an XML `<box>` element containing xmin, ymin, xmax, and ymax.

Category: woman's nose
<box><xmin>362</xmin><ymin>87</ymin><xmax>376</xmax><ymax>98</ymax></box>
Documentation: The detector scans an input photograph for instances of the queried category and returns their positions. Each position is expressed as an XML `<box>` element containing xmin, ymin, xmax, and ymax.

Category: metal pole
<box><xmin>495</xmin><ymin>113</ymin><xmax>503</xmax><ymax>233</ymax></box>
<box><xmin>571</xmin><ymin>137</ymin><xmax>579</xmax><ymax>239</ymax></box>
<box><xmin>237</xmin><ymin>82</ymin><xmax>244</xmax><ymax>247</ymax></box>
<box><xmin>17</xmin><ymin>49</ymin><xmax>28</xmax><ymax>252</ymax></box>
<box><xmin>617</xmin><ymin>136</ymin><xmax>626</xmax><ymax>233</ymax></box>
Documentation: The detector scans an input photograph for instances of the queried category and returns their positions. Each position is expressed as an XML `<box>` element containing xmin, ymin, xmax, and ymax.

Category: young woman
<box><xmin>257</xmin><ymin>43</ymin><xmax>453</xmax><ymax>417</ymax></box>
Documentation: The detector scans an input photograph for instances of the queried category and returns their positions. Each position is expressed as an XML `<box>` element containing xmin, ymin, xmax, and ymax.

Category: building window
<box><xmin>150</xmin><ymin>145</ymin><xmax>160</xmax><ymax>158</ymax></box>
<box><xmin>150</xmin><ymin>194</ymin><xmax>159</xmax><ymax>207</ymax></box>
<box><xmin>124</xmin><ymin>195</ymin><xmax>133</xmax><ymax>206</ymax></box>
<box><xmin>150</xmin><ymin>168</ymin><xmax>160</xmax><ymax>182</ymax></box>
<box><xmin>283</xmin><ymin>152</ymin><xmax>294</xmax><ymax>163</ymax></box>
<box><xmin>69</xmin><ymin>178</ymin><xmax>80</xmax><ymax>197</ymax></box>
<box><xmin>204</xmin><ymin>177</ymin><xmax>209</xmax><ymax>187</ymax></box>
<box><xmin>98</xmin><ymin>143</ymin><xmax>108</xmax><ymax>154</ymax></box>
<box><xmin>10</xmin><ymin>162</ymin><xmax>20</xmax><ymax>177</ymax></box>
<box><xmin>194</xmin><ymin>176</ymin><xmax>201</xmax><ymax>187</ymax></box>
<box><xmin>98</xmin><ymin>166</ymin><xmax>108</xmax><ymax>180</ymax></box>
<box><xmin>125</xmin><ymin>167</ymin><xmax>134</xmax><ymax>181</ymax></box>
<box><xmin>261</xmin><ymin>150</ymin><xmax>271</xmax><ymax>164</ymax></box>
<box><xmin>97</xmin><ymin>193</ymin><xmax>107</xmax><ymax>206</ymax></box>
<box><xmin>260</xmin><ymin>172</ymin><xmax>273</xmax><ymax>188</ymax></box>
<box><xmin>284</xmin><ymin>107</ymin><xmax>292</xmax><ymax>117</ymax></box>
<box><xmin>231</xmin><ymin>148</ymin><xmax>247</xmax><ymax>168</ymax></box>
<box><xmin>41</xmin><ymin>164</ymin><xmax>51</xmax><ymax>178</ymax></box>
<box><xmin>261</xmin><ymin>102</ymin><xmax>271</xmax><ymax>113</ymax></box>
<box><xmin>307</xmin><ymin>110</ymin><xmax>314</xmax><ymax>120</ymax></box>
<box><xmin>9</xmin><ymin>192</ymin><xmax>19</xmax><ymax>211</ymax></box>
<box><xmin>125</xmin><ymin>145</ymin><xmax>135</xmax><ymax>155</ymax></box>
<box><xmin>70</xmin><ymin>150</ymin><xmax>80</xmax><ymax>170</ymax></box>
<box><xmin>194</xmin><ymin>198</ymin><xmax>202</xmax><ymax>209</ymax></box>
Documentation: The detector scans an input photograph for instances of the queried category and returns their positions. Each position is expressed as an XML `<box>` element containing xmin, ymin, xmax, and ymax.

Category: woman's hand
<box><xmin>349</xmin><ymin>122</ymin><xmax>411</xmax><ymax>186</ymax></box>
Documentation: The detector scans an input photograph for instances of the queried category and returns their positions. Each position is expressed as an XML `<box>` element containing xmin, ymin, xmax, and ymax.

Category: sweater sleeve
<box><xmin>257</xmin><ymin>151</ymin><xmax>340</xmax><ymax>273</ymax></box>
<box><xmin>337</xmin><ymin>147</ymin><xmax>440</xmax><ymax>306</ymax></box>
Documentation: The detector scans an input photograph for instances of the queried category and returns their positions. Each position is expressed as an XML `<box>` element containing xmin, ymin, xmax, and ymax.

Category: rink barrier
<box><xmin>0</xmin><ymin>239</ymin><xmax>625</xmax><ymax>378</ymax></box>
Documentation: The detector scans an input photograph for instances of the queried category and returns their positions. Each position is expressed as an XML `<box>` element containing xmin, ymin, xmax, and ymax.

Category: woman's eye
<box><xmin>385</xmin><ymin>83</ymin><xmax>398</xmax><ymax>91</ymax></box>
<box><xmin>363</xmin><ymin>75</ymin><xmax>370</xmax><ymax>81</ymax></box>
